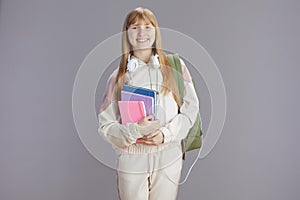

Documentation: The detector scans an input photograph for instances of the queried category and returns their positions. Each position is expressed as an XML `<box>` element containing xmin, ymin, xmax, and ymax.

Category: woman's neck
<box><xmin>132</xmin><ymin>49</ymin><xmax>153</xmax><ymax>63</ymax></box>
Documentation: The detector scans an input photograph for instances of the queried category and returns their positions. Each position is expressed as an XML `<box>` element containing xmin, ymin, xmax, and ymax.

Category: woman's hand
<box><xmin>136</xmin><ymin>130</ymin><xmax>164</xmax><ymax>145</ymax></box>
<box><xmin>138</xmin><ymin>114</ymin><xmax>160</xmax><ymax>136</ymax></box>
<box><xmin>138</xmin><ymin>114</ymin><xmax>156</xmax><ymax>127</ymax></box>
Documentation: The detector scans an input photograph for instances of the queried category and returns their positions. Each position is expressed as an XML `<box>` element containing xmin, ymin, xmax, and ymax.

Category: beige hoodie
<box><xmin>98</xmin><ymin>56</ymin><xmax>199</xmax><ymax>154</ymax></box>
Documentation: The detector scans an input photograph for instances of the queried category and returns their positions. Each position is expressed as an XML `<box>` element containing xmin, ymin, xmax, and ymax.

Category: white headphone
<box><xmin>127</xmin><ymin>54</ymin><xmax>160</xmax><ymax>72</ymax></box>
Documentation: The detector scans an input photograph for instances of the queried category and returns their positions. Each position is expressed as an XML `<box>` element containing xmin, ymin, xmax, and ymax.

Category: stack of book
<box><xmin>118</xmin><ymin>85</ymin><xmax>158</xmax><ymax>124</ymax></box>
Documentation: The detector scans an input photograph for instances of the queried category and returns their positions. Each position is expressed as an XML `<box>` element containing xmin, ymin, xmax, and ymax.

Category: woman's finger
<box><xmin>144</xmin><ymin>130</ymin><xmax>160</xmax><ymax>139</ymax></box>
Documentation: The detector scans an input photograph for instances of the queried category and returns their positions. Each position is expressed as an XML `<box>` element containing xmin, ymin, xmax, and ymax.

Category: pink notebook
<box><xmin>118</xmin><ymin>101</ymin><xmax>146</xmax><ymax>124</ymax></box>
<box><xmin>121</xmin><ymin>90</ymin><xmax>154</xmax><ymax>116</ymax></box>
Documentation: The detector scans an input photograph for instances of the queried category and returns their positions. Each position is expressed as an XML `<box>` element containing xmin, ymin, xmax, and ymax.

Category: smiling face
<box><xmin>127</xmin><ymin>19</ymin><xmax>156</xmax><ymax>51</ymax></box>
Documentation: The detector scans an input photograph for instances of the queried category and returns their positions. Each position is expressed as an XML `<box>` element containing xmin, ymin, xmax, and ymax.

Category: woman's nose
<box><xmin>137</xmin><ymin>26</ymin><xmax>146</xmax><ymax>34</ymax></box>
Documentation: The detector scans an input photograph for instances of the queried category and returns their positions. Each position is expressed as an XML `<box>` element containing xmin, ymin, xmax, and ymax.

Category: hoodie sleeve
<box><xmin>97</xmin><ymin>69</ymin><xmax>143</xmax><ymax>149</ymax></box>
<box><xmin>159</xmin><ymin>58</ymin><xmax>200</xmax><ymax>143</ymax></box>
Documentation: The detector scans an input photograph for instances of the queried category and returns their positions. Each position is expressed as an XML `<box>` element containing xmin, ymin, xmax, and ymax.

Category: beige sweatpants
<box><xmin>116</xmin><ymin>142</ymin><xmax>183</xmax><ymax>200</ymax></box>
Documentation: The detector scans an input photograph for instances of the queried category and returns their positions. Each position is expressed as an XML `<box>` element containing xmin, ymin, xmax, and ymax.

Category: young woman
<box><xmin>98</xmin><ymin>7</ymin><xmax>199</xmax><ymax>200</ymax></box>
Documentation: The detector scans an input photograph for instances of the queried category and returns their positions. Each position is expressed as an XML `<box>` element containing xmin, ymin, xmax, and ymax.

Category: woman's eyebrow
<box><xmin>130</xmin><ymin>22</ymin><xmax>152</xmax><ymax>26</ymax></box>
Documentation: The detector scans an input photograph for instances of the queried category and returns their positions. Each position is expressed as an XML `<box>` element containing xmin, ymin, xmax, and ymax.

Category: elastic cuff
<box><xmin>159</xmin><ymin>127</ymin><xmax>172</xmax><ymax>143</ymax></box>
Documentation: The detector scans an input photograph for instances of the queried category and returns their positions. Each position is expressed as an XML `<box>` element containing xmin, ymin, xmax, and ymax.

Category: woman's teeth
<box><xmin>137</xmin><ymin>38</ymin><xmax>148</xmax><ymax>42</ymax></box>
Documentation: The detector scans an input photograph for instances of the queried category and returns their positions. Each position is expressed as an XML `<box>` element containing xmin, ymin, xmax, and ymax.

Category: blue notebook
<box><xmin>121</xmin><ymin>91</ymin><xmax>154</xmax><ymax>116</ymax></box>
<box><xmin>123</xmin><ymin>85</ymin><xmax>158</xmax><ymax>119</ymax></box>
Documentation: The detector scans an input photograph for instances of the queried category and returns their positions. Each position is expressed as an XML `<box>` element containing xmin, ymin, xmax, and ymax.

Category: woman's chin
<box><xmin>133</xmin><ymin>46</ymin><xmax>153</xmax><ymax>51</ymax></box>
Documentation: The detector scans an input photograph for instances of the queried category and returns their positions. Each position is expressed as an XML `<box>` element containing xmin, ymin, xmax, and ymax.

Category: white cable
<box><xmin>166</xmin><ymin>135</ymin><xmax>204</xmax><ymax>185</ymax></box>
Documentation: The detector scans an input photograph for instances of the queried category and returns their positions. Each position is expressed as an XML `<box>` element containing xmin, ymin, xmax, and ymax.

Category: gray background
<box><xmin>1</xmin><ymin>0</ymin><xmax>299</xmax><ymax>199</ymax></box>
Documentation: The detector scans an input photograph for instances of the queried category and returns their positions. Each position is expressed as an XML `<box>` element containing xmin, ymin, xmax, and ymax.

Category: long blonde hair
<box><xmin>116</xmin><ymin>7</ymin><xmax>181</xmax><ymax>107</ymax></box>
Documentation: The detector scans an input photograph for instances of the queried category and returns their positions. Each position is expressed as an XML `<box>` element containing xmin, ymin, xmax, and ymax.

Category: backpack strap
<box><xmin>166</xmin><ymin>54</ymin><xmax>184</xmax><ymax>103</ymax></box>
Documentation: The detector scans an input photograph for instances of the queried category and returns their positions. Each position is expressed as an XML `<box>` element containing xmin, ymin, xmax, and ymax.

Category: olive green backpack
<box><xmin>167</xmin><ymin>54</ymin><xmax>203</xmax><ymax>159</ymax></box>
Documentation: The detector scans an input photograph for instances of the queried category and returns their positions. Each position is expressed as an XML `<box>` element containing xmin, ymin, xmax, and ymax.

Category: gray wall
<box><xmin>1</xmin><ymin>0</ymin><xmax>299</xmax><ymax>199</ymax></box>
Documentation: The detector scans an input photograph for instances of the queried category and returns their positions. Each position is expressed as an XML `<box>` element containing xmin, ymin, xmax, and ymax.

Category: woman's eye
<box><xmin>129</xmin><ymin>25</ymin><xmax>152</xmax><ymax>30</ymax></box>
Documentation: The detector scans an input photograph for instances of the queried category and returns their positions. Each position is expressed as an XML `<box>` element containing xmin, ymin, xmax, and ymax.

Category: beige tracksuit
<box><xmin>98</xmin><ymin>55</ymin><xmax>199</xmax><ymax>200</ymax></box>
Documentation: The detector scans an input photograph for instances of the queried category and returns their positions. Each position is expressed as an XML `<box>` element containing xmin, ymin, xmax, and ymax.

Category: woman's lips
<box><xmin>136</xmin><ymin>38</ymin><xmax>149</xmax><ymax>42</ymax></box>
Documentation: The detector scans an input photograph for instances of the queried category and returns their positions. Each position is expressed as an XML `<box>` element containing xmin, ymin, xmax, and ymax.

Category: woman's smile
<box><xmin>136</xmin><ymin>38</ymin><xmax>149</xmax><ymax>42</ymax></box>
